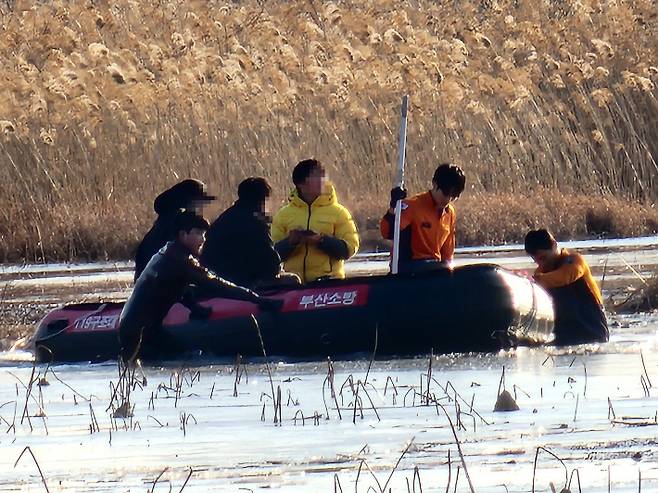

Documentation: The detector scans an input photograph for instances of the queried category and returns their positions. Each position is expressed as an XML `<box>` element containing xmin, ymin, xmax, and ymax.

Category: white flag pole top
<box><xmin>391</xmin><ymin>95</ymin><xmax>409</xmax><ymax>275</ymax></box>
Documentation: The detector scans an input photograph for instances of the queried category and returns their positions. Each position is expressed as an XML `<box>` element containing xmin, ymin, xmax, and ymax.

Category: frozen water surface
<box><xmin>2</xmin><ymin>234</ymin><xmax>657</xmax><ymax>288</ymax></box>
<box><xmin>1</xmin><ymin>237</ymin><xmax>658</xmax><ymax>491</ymax></box>
<box><xmin>1</xmin><ymin>315</ymin><xmax>658</xmax><ymax>492</ymax></box>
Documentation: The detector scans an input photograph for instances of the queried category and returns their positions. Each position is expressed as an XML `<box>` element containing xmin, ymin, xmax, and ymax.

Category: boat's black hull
<box><xmin>33</xmin><ymin>264</ymin><xmax>555</xmax><ymax>363</ymax></box>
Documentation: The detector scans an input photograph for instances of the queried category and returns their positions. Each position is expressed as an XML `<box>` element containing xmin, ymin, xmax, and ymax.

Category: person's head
<box><xmin>293</xmin><ymin>159</ymin><xmax>326</xmax><ymax>204</ymax></box>
<box><xmin>172</xmin><ymin>209</ymin><xmax>210</xmax><ymax>256</ymax></box>
<box><xmin>524</xmin><ymin>229</ymin><xmax>559</xmax><ymax>270</ymax></box>
<box><xmin>154</xmin><ymin>179</ymin><xmax>216</xmax><ymax>215</ymax></box>
<box><xmin>237</xmin><ymin>177</ymin><xmax>272</xmax><ymax>213</ymax></box>
<box><xmin>431</xmin><ymin>163</ymin><xmax>466</xmax><ymax>209</ymax></box>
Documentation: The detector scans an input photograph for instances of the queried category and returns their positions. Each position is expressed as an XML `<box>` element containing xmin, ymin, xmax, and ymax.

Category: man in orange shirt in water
<box><xmin>524</xmin><ymin>229</ymin><xmax>609</xmax><ymax>345</ymax></box>
<box><xmin>380</xmin><ymin>163</ymin><xmax>466</xmax><ymax>273</ymax></box>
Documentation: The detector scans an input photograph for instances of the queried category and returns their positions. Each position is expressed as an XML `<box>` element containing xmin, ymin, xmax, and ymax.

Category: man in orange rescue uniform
<box><xmin>524</xmin><ymin>229</ymin><xmax>609</xmax><ymax>345</ymax></box>
<box><xmin>380</xmin><ymin>163</ymin><xmax>466</xmax><ymax>273</ymax></box>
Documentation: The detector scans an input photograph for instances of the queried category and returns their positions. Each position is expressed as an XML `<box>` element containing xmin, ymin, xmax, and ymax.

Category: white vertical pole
<box><xmin>391</xmin><ymin>95</ymin><xmax>409</xmax><ymax>275</ymax></box>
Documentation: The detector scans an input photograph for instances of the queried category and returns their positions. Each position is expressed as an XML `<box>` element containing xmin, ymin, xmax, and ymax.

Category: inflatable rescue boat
<box><xmin>33</xmin><ymin>264</ymin><xmax>555</xmax><ymax>363</ymax></box>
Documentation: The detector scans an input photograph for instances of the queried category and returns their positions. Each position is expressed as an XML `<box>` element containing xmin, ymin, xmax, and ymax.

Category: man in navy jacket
<box><xmin>201</xmin><ymin>177</ymin><xmax>282</xmax><ymax>288</ymax></box>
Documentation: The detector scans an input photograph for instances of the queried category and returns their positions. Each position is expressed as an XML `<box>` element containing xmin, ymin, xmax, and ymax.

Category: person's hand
<box><xmin>390</xmin><ymin>187</ymin><xmax>407</xmax><ymax>209</ymax></box>
<box><xmin>288</xmin><ymin>229</ymin><xmax>306</xmax><ymax>246</ymax></box>
<box><xmin>258</xmin><ymin>298</ymin><xmax>284</xmax><ymax>311</ymax></box>
<box><xmin>304</xmin><ymin>232</ymin><xmax>322</xmax><ymax>246</ymax></box>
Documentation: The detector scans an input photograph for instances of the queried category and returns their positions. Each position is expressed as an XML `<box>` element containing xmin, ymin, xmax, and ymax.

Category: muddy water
<box><xmin>1</xmin><ymin>237</ymin><xmax>658</xmax><ymax>492</ymax></box>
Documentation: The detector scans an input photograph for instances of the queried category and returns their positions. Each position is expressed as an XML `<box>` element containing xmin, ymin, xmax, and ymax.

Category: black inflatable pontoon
<box><xmin>33</xmin><ymin>264</ymin><xmax>555</xmax><ymax>363</ymax></box>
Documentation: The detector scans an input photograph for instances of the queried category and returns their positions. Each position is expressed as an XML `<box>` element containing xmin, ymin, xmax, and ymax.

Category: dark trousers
<box><xmin>550</xmin><ymin>287</ymin><xmax>609</xmax><ymax>345</ymax></box>
<box><xmin>119</xmin><ymin>322</ymin><xmax>177</xmax><ymax>362</ymax></box>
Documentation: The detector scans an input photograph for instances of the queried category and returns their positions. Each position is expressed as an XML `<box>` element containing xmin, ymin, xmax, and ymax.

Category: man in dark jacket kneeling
<box><xmin>119</xmin><ymin>210</ymin><xmax>282</xmax><ymax>363</ymax></box>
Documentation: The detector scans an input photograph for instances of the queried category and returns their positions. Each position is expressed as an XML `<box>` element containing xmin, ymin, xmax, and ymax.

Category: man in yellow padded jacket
<box><xmin>271</xmin><ymin>159</ymin><xmax>359</xmax><ymax>283</ymax></box>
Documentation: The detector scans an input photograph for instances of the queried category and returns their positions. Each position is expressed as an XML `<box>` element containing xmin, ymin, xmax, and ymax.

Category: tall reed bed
<box><xmin>0</xmin><ymin>0</ymin><xmax>656</xmax><ymax>261</ymax></box>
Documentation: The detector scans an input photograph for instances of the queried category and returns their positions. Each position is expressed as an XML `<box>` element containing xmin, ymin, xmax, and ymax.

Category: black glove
<box><xmin>189</xmin><ymin>304</ymin><xmax>212</xmax><ymax>320</ymax></box>
<box><xmin>389</xmin><ymin>187</ymin><xmax>407</xmax><ymax>208</ymax></box>
<box><xmin>258</xmin><ymin>298</ymin><xmax>284</xmax><ymax>312</ymax></box>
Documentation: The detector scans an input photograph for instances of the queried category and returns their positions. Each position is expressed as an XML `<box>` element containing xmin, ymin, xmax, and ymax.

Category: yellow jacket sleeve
<box><xmin>534</xmin><ymin>254</ymin><xmax>587</xmax><ymax>289</ymax></box>
<box><xmin>270</xmin><ymin>210</ymin><xmax>288</xmax><ymax>244</ymax></box>
<box><xmin>335</xmin><ymin>206</ymin><xmax>359</xmax><ymax>258</ymax></box>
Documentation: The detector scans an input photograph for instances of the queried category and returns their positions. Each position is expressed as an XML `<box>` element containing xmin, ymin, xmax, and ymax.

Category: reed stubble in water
<box><xmin>5</xmin><ymin>346</ymin><xmax>658</xmax><ymax>491</ymax></box>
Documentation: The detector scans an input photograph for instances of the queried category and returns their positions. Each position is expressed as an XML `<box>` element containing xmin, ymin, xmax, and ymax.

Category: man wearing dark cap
<box><xmin>201</xmin><ymin>177</ymin><xmax>289</xmax><ymax>288</ymax></box>
<box><xmin>120</xmin><ymin>210</ymin><xmax>282</xmax><ymax>362</ymax></box>
<box><xmin>134</xmin><ymin>179</ymin><xmax>215</xmax><ymax>281</ymax></box>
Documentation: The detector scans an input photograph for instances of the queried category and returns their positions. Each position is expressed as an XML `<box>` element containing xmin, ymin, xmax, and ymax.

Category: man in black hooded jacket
<box><xmin>134</xmin><ymin>179</ymin><xmax>215</xmax><ymax>282</ymax></box>
<box><xmin>201</xmin><ymin>177</ymin><xmax>282</xmax><ymax>288</ymax></box>
<box><xmin>120</xmin><ymin>210</ymin><xmax>281</xmax><ymax>362</ymax></box>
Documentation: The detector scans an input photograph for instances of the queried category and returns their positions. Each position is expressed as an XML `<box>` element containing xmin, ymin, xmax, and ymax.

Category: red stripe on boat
<box><xmin>44</xmin><ymin>285</ymin><xmax>372</xmax><ymax>331</ymax></box>
<box><xmin>163</xmin><ymin>284</ymin><xmax>371</xmax><ymax>325</ymax></box>
<box><xmin>67</xmin><ymin>307</ymin><xmax>122</xmax><ymax>333</ymax></box>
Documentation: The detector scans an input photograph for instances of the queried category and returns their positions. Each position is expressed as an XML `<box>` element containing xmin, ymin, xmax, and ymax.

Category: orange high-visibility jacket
<box><xmin>533</xmin><ymin>249</ymin><xmax>603</xmax><ymax>305</ymax></box>
<box><xmin>380</xmin><ymin>191</ymin><xmax>456</xmax><ymax>263</ymax></box>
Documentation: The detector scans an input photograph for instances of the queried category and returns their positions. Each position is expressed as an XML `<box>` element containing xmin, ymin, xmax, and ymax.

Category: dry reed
<box><xmin>13</xmin><ymin>446</ymin><xmax>50</xmax><ymax>493</ymax></box>
<box><xmin>0</xmin><ymin>0</ymin><xmax>657</xmax><ymax>262</ymax></box>
<box><xmin>616</xmin><ymin>275</ymin><xmax>658</xmax><ymax>312</ymax></box>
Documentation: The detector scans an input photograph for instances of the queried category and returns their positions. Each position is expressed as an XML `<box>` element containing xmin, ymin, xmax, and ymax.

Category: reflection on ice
<box><xmin>1</xmin><ymin>237</ymin><xmax>657</xmax><ymax>491</ymax></box>
<box><xmin>1</xmin><ymin>313</ymin><xmax>658</xmax><ymax>492</ymax></box>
